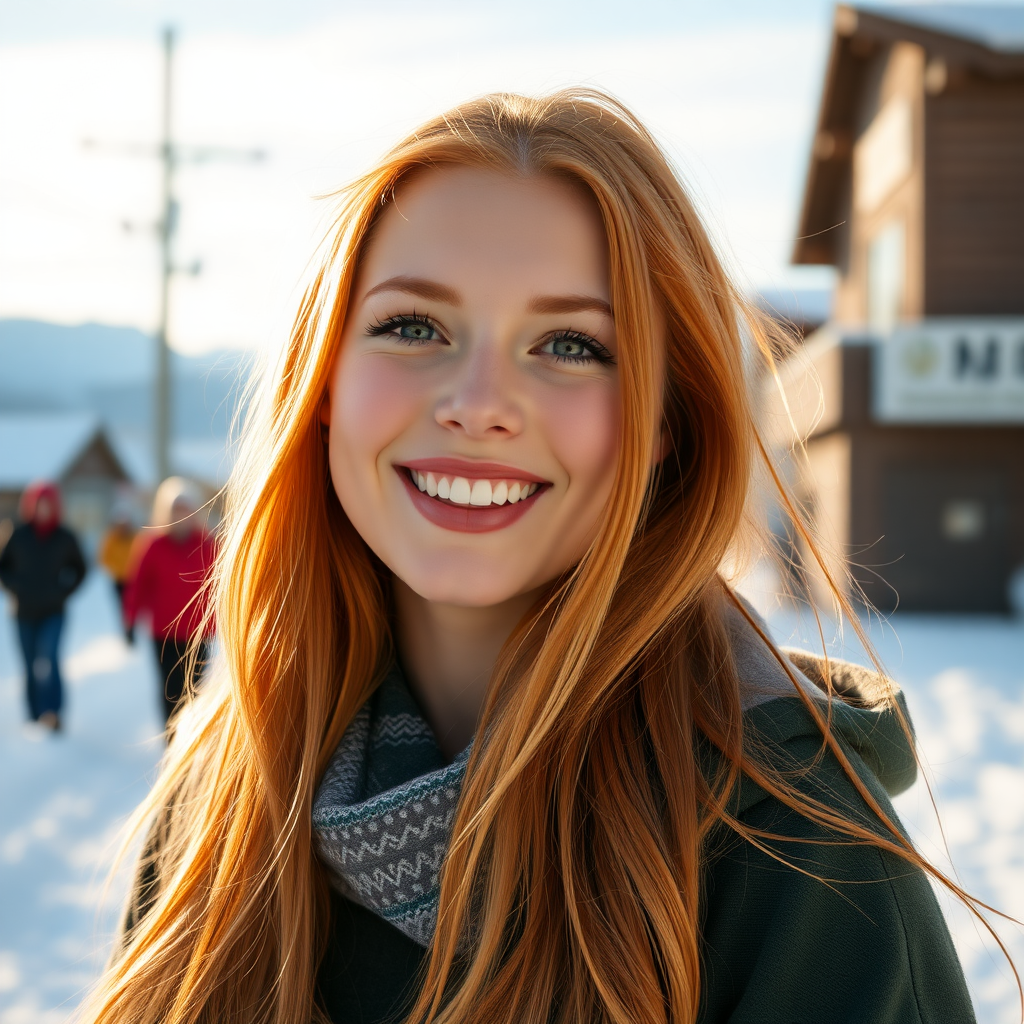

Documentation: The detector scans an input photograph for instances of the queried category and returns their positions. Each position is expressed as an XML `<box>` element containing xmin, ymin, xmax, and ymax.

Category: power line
<box><xmin>83</xmin><ymin>27</ymin><xmax>265</xmax><ymax>484</ymax></box>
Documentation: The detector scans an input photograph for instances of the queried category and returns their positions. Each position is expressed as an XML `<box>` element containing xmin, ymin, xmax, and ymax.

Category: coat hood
<box><xmin>725</xmin><ymin>600</ymin><xmax>918</xmax><ymax>807</ymax></box>
<box><xmin>19</xmin><ymin>481</ymin><xmax>62</xmax><ymax>538</ymax></box>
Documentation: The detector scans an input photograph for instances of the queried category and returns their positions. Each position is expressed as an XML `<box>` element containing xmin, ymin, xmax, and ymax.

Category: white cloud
<box><xmin>0</xmin><ymin>15</ymin><xmax>828</xmax><ymax>353</ymax></box>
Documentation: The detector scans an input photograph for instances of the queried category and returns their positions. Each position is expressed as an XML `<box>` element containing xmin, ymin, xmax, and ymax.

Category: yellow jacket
<box><xmin>98</xmin><ymin>524</ymin><xmax>137</xmax><ymax>582</ymax></box>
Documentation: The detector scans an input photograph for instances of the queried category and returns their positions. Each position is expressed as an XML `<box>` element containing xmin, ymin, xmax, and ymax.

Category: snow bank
<box><xmin>0</xmin><ymin>573</ymin><xmax>162</xmax><ymax>1023</ymax></box>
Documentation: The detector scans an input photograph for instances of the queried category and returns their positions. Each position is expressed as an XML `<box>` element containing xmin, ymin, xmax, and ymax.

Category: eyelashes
<box><xmin>366</xmin><ymin>313</ymin><xmax>441</xmax><ymax>343</ymax></box>
<box><xmin>542</xmin><ymin>330</ymin><xmax>615</xmax><ymax>366</ymax></box>
<box><xmin>365</xmin><ymin>313</ymin><xmax>615</xmax><ymax>366</ymax></box>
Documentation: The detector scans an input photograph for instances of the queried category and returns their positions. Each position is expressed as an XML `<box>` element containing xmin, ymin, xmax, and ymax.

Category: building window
<box><xmin>855</xmin><ymin>97</ymin><xmax>913</xmax><ymax>213</ymax></box>
<box><xmin>867</xmin><ymin>220</ymin><xmax>905</xmax><ymax>334</ymax></box>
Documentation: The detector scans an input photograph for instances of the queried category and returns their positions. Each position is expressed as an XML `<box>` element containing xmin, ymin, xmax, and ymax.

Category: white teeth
<box><xmin>410</xmin><ymin>470</ymin><xmax>542</xmax><ymax>507</ymax></box>
<box><xmin>449</xmin><ymin>477</ymin><xmax>472</xmax><ymax>504</ymax></box>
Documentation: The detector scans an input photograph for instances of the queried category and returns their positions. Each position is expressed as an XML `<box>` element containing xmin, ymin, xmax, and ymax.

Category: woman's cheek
<box><xmin>331</xmin><ymin>355</ymin><xmax>425</xmax><ymax>478</ymax></box>
<box><xmin>542</xmin><ymin>380</ymin><xmax>621</xmax><ymax>502</ymax></box>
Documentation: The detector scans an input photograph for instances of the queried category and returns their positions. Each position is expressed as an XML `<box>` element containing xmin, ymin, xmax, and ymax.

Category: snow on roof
<box><xmin>0</xmin><ymin>412</ymin><xmax>105</xmax><ymax>489</ymax></box>
<box><xmin>110</xmin><ymin>431</ymin><xmax>235</xmax><ymax>489</ymax></box>
<box><xmin>858</xmin><ymin>4</ymin><xmax>1024</xmax><ymax>52</ymax></box>
<box><xmin>755</xmin><ymin>287</ymin><xmax>834</xmax><ymax>326</ymax></box>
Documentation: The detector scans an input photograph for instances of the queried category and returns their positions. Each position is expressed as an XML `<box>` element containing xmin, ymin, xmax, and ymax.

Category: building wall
<box><xmin>924</xmin><ymin>75</ymin><xmax>1024</xmax><ymax>315</ymax></box>
<box><xmin>803</xmin><ymin>432</ymin><xmax>853</xmax><ymax>607</ymax></box>
<box><xmin>834</xmin><ymin>41</ymin><xmax>926</xmax><ymax>326</ymax></box>
<box><xmin>848</xmin><ymin>422</ymin><xmax>1024</xmax><ymax>612</ymax></box>
<box><xmin>769</xmin><ymin>339</ymin><xmax>1024</xmax><ymax>612</ymax></box>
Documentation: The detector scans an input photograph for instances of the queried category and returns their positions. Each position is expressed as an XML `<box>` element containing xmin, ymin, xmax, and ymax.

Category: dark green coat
<box><xmin>315</xmin><ymin>649</ymin><xmax>973</xmax><ymax>1024</ymax></box>
<box><xmin>127</xmin><ymin>644</ymin><xmax>975</xmax><ymax>1023</ymax></box>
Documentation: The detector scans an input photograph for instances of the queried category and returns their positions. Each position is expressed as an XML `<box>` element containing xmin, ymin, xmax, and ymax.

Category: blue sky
<box><xmin>4</xmin><ymin>0</ymin><xmax>839</xmax><ymax>43</ymax></box>
<box><xmin>1</xmin><ymin>1</ymin><xmax>1012</xmax><ymax>353</ymax></box>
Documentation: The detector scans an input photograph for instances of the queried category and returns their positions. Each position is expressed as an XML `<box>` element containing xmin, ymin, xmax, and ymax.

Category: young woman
<box><xmin>123</xmin><ymin>477</ymin><xmax>217</xmax><ymax>726</ymax></box>
<box><xmin>83</xmin><ymin>91</ymin><xmax>989</xmax><ymax>1024</ymax></box>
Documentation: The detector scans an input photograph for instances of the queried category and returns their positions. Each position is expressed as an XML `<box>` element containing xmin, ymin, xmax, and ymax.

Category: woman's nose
<box><xmin>434</xmin><ymin>346</ymin><xmax>524</xmax><ymax>439</ymax></box>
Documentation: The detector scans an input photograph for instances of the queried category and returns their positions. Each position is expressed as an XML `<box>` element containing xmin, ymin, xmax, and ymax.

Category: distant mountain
<box><xmin>0</xmin><ymin>319</ymin><xmax>252</xmax><ymax>440</ymax></box>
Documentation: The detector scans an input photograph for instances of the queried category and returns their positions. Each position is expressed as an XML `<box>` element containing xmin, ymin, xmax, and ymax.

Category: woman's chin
<box><xmin>394</xmin><ymin>567</ymin><xmax>543</xmax><ymax>611</ymax></box>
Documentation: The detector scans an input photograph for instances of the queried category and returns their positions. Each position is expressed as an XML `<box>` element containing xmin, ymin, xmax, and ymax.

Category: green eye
<box><xmin>540</xmin><ymin>332</ymin><xmax>614</xmax><ymax>366</ymax></box>
<box><xmin>366</xmin><ymin>315</ymin><xmax>445</xmax><ymax>345</ymax></box>
<box><xmin>399</xmin><ymin>322</ymin><xmax>435</xmax><ymax>341</ymax></box>
<box><xmin>551</xmin><ymin>338</ymin><xmax>588</xmax><ymax>358</ymax></box>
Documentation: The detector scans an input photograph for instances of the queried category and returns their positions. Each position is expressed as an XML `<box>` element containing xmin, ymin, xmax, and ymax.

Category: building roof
<box><xmin>871</xmin><ymin>5</ymin><xmax>1024</xmax><ymax>53</ymax></box>
<box><xmin>754</xmin><ymin>287</ymin><xmax>834</xmax><ymax>336</ymax></box>
<box><xmin>111</xmin><ymin>432</ymin><xmax>235</xmax><ymax>490</ymax></box>
<box><xmin>793</xmin><ymin>3</ymin><xmax>1024</xmax><ymax>266</ymax></box>
<box><xmin>0</xmin><ymin>412</ymin><xmax>129</xmax><ymax>490</ymax></box>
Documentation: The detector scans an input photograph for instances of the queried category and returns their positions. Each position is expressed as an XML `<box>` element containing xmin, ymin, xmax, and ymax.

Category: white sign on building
<box><xmin>874</xmin><ymin>319</ymin><xmax>1024</xmax><ymax>423</ymax></box>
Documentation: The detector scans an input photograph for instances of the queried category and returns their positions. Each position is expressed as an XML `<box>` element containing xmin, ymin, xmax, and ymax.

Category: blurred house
<box><xmin>777</xmin><ymin>3</ymin><xmax>1024</xmax><ymax>612</ymax></box>
<box><xmin>755</xmin><ymin>288</ymin><xmax>833</xmax><ymax>339</ymax></box>
<box><xmin>0</xmin><ymin>413</ymin><xmax>132</xmax><ymax>551</ymax></box>
<box><xmin>0</xmin><ymin>319</ymin><xmax>249</xmax><ymax>493</ymax></box>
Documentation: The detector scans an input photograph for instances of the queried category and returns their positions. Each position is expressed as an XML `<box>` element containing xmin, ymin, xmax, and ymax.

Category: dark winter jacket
<box><xmin>124</xmin><ymin>627</ymin><xmax>976</xmax><ymax>1024</ymax></box>
<box><xmin>0</xmin><ymin>522</ymin><xmax>86</xmax><ymax>621</ymax></box>
<box><xmin>313</xmin><ymin>647</ymin><xmax>974</xmax><ymax>1024</ymax></box>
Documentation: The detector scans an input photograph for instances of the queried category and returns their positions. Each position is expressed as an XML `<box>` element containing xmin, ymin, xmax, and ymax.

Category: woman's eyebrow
<box><xmin>362</xmin><ymin>276</ymin><xmax>462</xmax><ymax>304</ymax></box>
<box><xmin>528</xmin><ymin>294</ymin><xmax>612</xmax><ymax>317</ymax></box>
<box><xmin>361</xmin><ymin>278</ymin><xmax>612</xmax><ymax>319</ymax></box>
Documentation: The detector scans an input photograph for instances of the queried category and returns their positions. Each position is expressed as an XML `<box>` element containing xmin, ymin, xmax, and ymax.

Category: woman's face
<box><xmin>323</xmin><ymin>166</ymin><xmax>622</xmax><ymax>608</ymax></box>
<box><xmin>34</xmin><ymin>496</ymin><xmax>54</xmax><ymax>524</ymax></box>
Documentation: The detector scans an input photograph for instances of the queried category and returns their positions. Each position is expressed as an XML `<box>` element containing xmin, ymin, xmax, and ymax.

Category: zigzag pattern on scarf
<box><xmin>312</xmin><ymin>602</ymin><xmax>830</xmax><ymax>948</ymax></box>
<box><xmin>313</xmin><ymin>666</ymin><xmax>471</xmax><ymax>947</ymax></box>
<box><xmin>371</xmin><ymin>712</ymin><xmax>436</xmax><ymax>747</ymax></box>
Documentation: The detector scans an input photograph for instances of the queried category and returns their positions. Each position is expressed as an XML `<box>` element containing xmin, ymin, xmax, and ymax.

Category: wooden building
<box><xmin>0</xmin><ymin>413</ymin><xmax>133</xmax><ymax>553</ymax></box>
<box><xmin>783</xmin><ymin>4</ymin><xmax>1024</xmax><ymax>612</ymax></box>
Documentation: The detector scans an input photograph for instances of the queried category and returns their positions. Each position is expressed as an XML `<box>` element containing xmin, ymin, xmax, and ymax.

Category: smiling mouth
<box><xmin>403</xmin><ymin>468</ymin><xmax>545</xmax><ymax>507</ymax></box>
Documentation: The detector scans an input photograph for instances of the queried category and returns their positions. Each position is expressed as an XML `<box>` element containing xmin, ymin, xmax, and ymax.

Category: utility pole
<box><xmin>85</xmin><ymin>28</ymin><xmax>264</xmax><ymax>485</ymax></box>
<box><xmin>156</xmin><ymin>27</ymin><xmax>174</xmax><ymax>485</ymax></box>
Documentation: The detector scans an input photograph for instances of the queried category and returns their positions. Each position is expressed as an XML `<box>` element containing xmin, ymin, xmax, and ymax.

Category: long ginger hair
<box><xmin>81</xmin><ymin>89</ymin><xmax>1003</xmax><ymax>1024</ymax></box>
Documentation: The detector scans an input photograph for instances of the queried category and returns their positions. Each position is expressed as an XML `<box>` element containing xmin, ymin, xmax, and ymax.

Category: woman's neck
<box><xmin>392</xmin><ymin>578</ymin><xmax>539</xmax><ymax>760</ymax></box>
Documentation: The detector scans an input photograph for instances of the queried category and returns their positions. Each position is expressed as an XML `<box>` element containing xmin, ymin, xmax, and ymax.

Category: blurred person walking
<box><xmin>123</xmin><ymin>478</ymin><xmax>217</xmax><ymax>727</ymax></box>
<box><xmin>97</xmin><ymin>504</ymin><xmax>138</xmax><ymax>613</ymax></box>
<box><xmin>0</xmin><ymin>481</ymin><xmax>86</xmax><ymax>731</ymax></box>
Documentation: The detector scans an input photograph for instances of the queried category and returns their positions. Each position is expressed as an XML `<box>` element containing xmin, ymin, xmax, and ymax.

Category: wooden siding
<box><xmin>924</xmin><ymin>77</ymin><xmax>1024</xmax><ymax>315</ymax></box>
<box><xmin>773</xmin><ymin>342</ymin><xmax>1024</xmax><ymax>611</ymax></box>
<box><xmin>834</xmin><ymin>42</ymin><xmax>926</xmax><ymax>325</ymax></box>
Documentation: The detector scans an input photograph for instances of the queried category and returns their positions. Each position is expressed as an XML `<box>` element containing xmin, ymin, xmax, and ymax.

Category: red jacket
<box><xmin>124</xmin><ymin>530</ymin><xmax>217</xmax><ymax>640</ymax></box>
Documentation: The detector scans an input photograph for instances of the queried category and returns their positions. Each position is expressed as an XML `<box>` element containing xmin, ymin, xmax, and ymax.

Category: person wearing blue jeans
<box><xmin>17</xmin><ymin>613</ymin><xmax>66</xmax><ymax>722</ymax></box>
<box><xmin>0</xmin><ymin>482</ymin><xmax>86</xmax><ymax>731</ymax></box>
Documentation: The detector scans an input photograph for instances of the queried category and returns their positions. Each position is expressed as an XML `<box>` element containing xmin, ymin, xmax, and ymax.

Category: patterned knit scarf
<box><xmin>312</xmin><ymin>664</ymin><xmax>470</xmax><ymax>947</ymax></box>
<box><xmin>311</xmin><ymin>604</ymin><xmax>829</xmax><ymax>948</ymax></box>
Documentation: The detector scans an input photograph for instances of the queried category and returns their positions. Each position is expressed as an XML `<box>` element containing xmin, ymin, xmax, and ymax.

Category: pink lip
<box><xmin>399</xmin><ymin>457</ymin><xmax>549</xmax><ymax>485</ymax></box>
<box><xmin>395</xmin><ymin>467</ymin><xmax>546</xmax><ymax>534</ymax></box>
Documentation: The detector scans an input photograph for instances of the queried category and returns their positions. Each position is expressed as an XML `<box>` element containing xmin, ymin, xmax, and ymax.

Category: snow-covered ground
<box><xmin>1</xmin><ymin>572</ymin><xmax>1022</xmax><ymax>1022</ymax></box>
<box><xmin>745</xmin><ymin>575</ymin><xmax>1024</xmax><ymax>1024</ymax></box>
<box><xmin>0</xmin><ymin>574</ymin><xmax>163</xmax><ymax>1023</ymax></box>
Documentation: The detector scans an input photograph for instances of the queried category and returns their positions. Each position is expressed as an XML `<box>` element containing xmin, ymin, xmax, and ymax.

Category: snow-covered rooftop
<box><xmin>0</xmin><ymin>412</ymin><xmax>104</xmax><ymax>489</ymax></box>
<box><xmin>859</xmin><ymin>4</ymin><xmax>1024</xmax><ymax>52</ymax></box>
<box><xmin>755</xmin><ymin>287</ymin><xmax>833</xmax><ymax>327</ymax></box>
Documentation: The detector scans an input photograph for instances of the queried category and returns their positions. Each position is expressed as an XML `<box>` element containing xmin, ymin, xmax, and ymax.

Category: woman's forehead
<box><xmin>357</xmin><ymin>166</ymin><xmax>611</xmax><ymax>305</ymax></box>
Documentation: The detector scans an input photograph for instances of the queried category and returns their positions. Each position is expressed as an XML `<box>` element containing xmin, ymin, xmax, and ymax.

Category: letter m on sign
<box><xmin>954</xmin><ymin>337</ymin><xmax>999</xmax><ymax>379</ymax></box>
